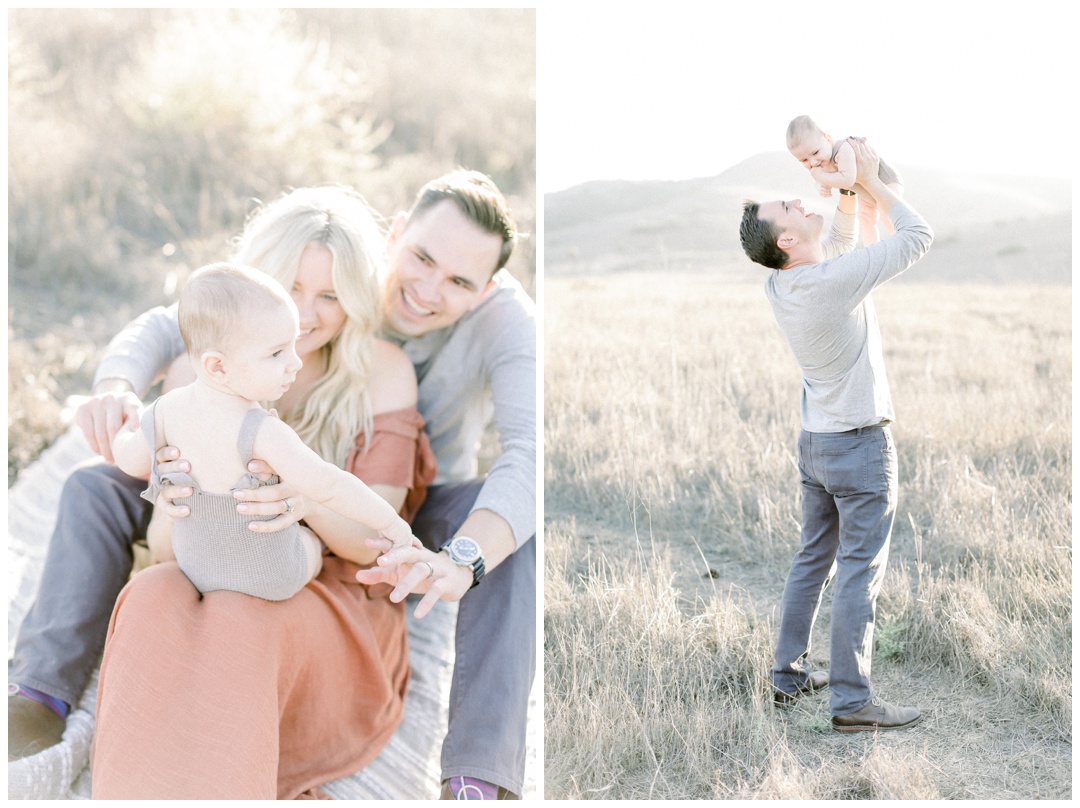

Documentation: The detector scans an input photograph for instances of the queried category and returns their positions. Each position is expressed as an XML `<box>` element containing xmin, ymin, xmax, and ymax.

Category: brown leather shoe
<box><xmin>773</xmin><ymin>669</ymin><xmax>829</xmax><ymax>706</ymax></box>
<box><xmin>8</xmin><ymin>691</ymin><xmax>66</xmax><ymax>761</ymax></box>
<box><xmin>831</xmin><ymin>698</ymin><xmax>922</xmax><ymax>732</ymax></box>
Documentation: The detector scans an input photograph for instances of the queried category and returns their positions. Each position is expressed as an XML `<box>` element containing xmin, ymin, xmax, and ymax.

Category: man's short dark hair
<box><xmin>739</xmin><ymin>201</ymin><xmax>787</xmax><ymax>269</ymax></box>
<box><xmin>409</xmin><ymin>169</ymin><xmax>517</xmax><ymax>277</ymax></box>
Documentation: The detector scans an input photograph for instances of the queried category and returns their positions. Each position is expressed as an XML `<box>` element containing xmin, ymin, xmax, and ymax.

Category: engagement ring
<box><xmin>283</xmin><ymin>498</ymin><xmax>294</xmax><ymax>514</ymax></box>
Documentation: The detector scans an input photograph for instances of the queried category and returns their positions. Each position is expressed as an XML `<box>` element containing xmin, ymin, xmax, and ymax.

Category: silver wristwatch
<box><xmin>440</xmin><ymin>536</ymin><xmax>486</xmax><ymax>589</ymax></box>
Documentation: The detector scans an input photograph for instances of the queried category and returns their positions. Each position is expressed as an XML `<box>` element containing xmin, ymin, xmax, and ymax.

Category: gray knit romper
<box><xmin>833</xmin><ymin>137</ymin><xmax>903</xmax><ymax>187</ymax></box>
<box><xmin>140</xmin><ymin>402</ymin><xmax>312</xmax><ymax>601</ymax></box>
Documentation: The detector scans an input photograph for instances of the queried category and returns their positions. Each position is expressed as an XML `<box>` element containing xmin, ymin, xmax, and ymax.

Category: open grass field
<box><xmin>543</xmin><ymin>272</ymin><xmax>1071</xmax><ymax>799</ymax></box>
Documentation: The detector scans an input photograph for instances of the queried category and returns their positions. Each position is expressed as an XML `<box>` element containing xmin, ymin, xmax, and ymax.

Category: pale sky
<box><xmin>538</xmin><ymin>4</ymin><xmax>1075</xmax><ymax>192</ymax></box>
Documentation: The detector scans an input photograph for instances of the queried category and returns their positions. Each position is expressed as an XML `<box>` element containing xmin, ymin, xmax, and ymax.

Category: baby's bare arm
<box><xmin>304</xmin><ymin>483</ymin><xmax>407</xmax><ymax>563</ymax></box>
<box><xmin>254</xmin><ymin>419</ymin><xmax>419</xmax><ymax>548</ymax></box>
<box><xmin>810</xmin><ymin>139</ymin><xmax>857</xmax><ymax>189</ymax></box>
<box><xmin>110</xmin><ymin>417</ymin><xmax>151</xmax><ymax>479</ymax></box>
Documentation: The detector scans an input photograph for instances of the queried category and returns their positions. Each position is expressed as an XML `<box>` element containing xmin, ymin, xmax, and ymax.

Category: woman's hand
<box><xmin>355</xmin><ymin>540</ymin><xmax>472</xmax><ymax>618</ymax></box>
<box><xmin>233</xmin><ymin>458</ymin><xmax>308</xmax><ymax>532</ymax></box>
<box><xmin>154</xmin><ymin>445</ymin><xmax>193</xmax><ymax>518</ymax></box>
<box><xmin>151</xmin><ymin>451</ymin><xmax>306</xmax><ymax>532</ymax></box>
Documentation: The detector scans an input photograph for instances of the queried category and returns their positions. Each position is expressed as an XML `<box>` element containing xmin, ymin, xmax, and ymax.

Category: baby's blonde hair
<box><xmin>178</xmin><ymin>262</ymin><xmax>291</xmax><ymax>358</ymax></box>
<box><xmin>786</xmin><ymin>114</ymin><xmax>827</xmax><ymax>150</ymax></box>
<box><xmin>231</xmin><ymin>185</ymin><xmax>385</xmax><ymax>467</ymax></box>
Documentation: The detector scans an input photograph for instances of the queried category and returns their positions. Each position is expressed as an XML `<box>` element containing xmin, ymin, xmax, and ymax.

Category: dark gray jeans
<box><xmin>411</xmin><ymin>481</ymin><xmax>536</xmax><ymax>797</ymax></box>
<box><xmin>771</xmin><ymin>426</ymin><xmax>897</xmax><ymax>716</ymax></box>
<box><xmin>10</xmin><ymin>462</ymin><xmax>150</xmax><ymax>707</ymax></box>
<box><xmin>11</xmin><ymin>465</ymin><xmax>535</xmax><ymax>796</ymax></box>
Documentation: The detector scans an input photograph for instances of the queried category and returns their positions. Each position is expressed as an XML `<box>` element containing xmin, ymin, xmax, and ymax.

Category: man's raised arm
<box><xmin>827</xmin><ymin>140</ymin><xmax>934</xmax><ymax>299</ymax></box>
<box><xmin>820</xmin><ymin>186</ymin><xmax>859</xmax><ymax>259</ymax></box>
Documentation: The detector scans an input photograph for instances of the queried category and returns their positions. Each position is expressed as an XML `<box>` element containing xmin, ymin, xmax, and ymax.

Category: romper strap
<box><xmin>139</xmin><ymin>400</ymin><xmax>161</xmax><ymax>475</ymax></box>
<box><xmin>236</xmin><ymin>408</ymin><xmax>270</xmax><ymax>466</ymax></box>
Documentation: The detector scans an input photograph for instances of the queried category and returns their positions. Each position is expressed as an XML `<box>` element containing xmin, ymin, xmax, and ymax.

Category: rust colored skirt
<box><xmin>90</xmin><ymin>407</ymin><xmax>435</xmax><ymax>799</ymax></box>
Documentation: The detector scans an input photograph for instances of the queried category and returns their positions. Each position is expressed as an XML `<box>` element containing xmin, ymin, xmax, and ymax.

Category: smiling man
<box><xmin>364</xmin><ymin>171</ymin><xmax>537</xmax><ymax>799</ymax></box>
<box><xmin>739</xmin><ymin>140</ymin><xmax>933</xmax><ymax>732</ymax></box>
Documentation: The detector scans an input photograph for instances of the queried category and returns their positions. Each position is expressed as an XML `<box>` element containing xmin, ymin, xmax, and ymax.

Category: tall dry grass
<box><xmin>544</xmin><ymin>273</ymin><xmax>1071</xmax><ymax>799</ymax></box>
<box><xmin>7</xmin><ymin>8</ymin><xmax>535</xmax><ymax>485</ymax></box>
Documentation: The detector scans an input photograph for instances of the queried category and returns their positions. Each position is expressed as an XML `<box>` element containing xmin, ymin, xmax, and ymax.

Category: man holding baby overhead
<box><xmin>738</xmin><ymin>137</ymin><xmax>932</xmax><ymax>732</ymax></box>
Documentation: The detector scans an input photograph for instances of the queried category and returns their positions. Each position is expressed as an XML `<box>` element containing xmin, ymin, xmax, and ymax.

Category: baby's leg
<box><xmin>858</xmin><ymin>197</ymin><xmax>880</xmax><ymax>245</ymax></box>
<box><xmin>299</xmin><ymin>526</ymin><xmax>324</xmax><ymax>582</ymax></box>
<box><xmin>147</xmin><ymin>508</ymin><xmax>177</xmax><ymax>564</ymax></box>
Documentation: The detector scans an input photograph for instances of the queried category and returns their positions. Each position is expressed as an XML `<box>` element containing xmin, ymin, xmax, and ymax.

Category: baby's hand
<box><xmin>381</xmin><ymin>517</ymin><xmax>423</xmax><ymax>552</ymax></box>
<box><xmin>818</xmin><ymin>182</ymin><xmax>833</xmax><ymax>198</ymax></box>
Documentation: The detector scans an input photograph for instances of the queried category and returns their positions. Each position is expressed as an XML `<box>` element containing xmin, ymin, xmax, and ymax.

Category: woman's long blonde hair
<box><xmin>231</xmin><ymin>185</ymin><xmax>384</xmax><ymax>467</ymax></box>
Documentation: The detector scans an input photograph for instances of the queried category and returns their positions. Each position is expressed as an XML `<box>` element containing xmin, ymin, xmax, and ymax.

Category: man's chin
<box><xmin>387</xmin><ymin>310</ymin><xmax>433</xmax><ymax>338</ymax></box>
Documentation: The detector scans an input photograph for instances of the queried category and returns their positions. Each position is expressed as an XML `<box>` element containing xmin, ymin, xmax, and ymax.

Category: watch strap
<box><xmin>440</xmin><ymin>538</ymin><xmax>486</xmax><ymax>589</ymax></box>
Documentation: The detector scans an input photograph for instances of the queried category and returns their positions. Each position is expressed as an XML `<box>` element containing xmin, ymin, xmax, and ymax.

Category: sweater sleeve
<box><xmin>469</xmin><ymin>298</ymin><xmax>537</xmax><ymax>549</ymax></box>
<box><xmin>821</xmin><ymin>202</ymin><xmax>934</xmax><ymax>305</ymax></box>
<box><xmin>820</xmin><ymin>209</ymin><xmax>857</xmax><ymax>260</ymax></box>
<box><xmin>93</xmin><ymin>304</ymin><xmax>186</xmax><ymax>397</ymax></box>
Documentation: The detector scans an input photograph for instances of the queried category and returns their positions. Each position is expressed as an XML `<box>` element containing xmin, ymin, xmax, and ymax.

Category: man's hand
<box><xmin>75</xmin><ymin>384</ymin><xmax>142</xmax><ymax>463</ymax></box>
<box><xmin>851</xmin><ymin>138</ymin><xmax>880</xmax><ymax>185</ymax></box>
<box><xmin>355</xmin><ymin>540</ymin><xmax>472</xmax><ymax>618</ymax></box>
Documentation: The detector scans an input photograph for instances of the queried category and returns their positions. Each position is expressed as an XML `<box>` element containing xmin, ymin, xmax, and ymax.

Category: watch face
<box><xmin>450</xmin><ymin>537</ymin><xmax>481</xmax><ymax>564</ymax></box>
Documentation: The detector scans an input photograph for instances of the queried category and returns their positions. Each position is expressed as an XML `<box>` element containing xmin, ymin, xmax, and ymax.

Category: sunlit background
<box><xmin>8</xmin><ymin>8</ymin><xmax>535</xmax><ymax>483</ymax></box>
<box><xmin>539</xmin><ymin>3</ymin><xmax>1074</xmax><ymax>191</ymax></box>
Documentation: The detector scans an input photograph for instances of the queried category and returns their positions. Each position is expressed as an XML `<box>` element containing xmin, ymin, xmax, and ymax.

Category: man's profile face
<box><xmin>757</xmin><ymin>199</ymin><xmax>823</xmax><ymax>253</ymax></box>
<box><xmin>381</xmin><ymin>200</ymin><xmax>503</xmax><ymax>338</ymax></box>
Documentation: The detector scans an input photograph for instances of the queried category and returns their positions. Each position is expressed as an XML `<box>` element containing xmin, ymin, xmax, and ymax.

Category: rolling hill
<box><xmin>544</xmin><ymin>152</ymin><xmax>1072</xmax><ymax>284</ymax></box>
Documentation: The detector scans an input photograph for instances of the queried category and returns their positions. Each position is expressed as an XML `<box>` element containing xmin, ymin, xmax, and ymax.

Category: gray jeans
<box><xmin>10</xmin><ymin>462</ymin><xmax>150</xmax><ymax>707</ymax></box>
<box><xmin>411</xmin><ymin>481</ymin><xmax>536</xmax><ymax>797</ymax></box>
<box><xmin>771</xmin><ymin>426</ymin><xmax>897</xmax><ymax>716</ymax></box>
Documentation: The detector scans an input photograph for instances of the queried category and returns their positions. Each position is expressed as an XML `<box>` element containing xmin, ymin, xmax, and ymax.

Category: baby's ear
<box><xmin>201</xmin><ymin>350</ymin><xmax>227</xmax><ymax>379</ymax></box>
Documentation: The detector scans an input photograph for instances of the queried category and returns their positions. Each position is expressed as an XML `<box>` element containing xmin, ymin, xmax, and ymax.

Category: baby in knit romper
<box><xmin>786</xmin><ymin>114</ymin><xmax>905</xmax><ymax>245</ymax></box>
<box><xmin>111</xmin><ymin>262</ymin><xmax>420</xmax><ymax>601</ymax></box>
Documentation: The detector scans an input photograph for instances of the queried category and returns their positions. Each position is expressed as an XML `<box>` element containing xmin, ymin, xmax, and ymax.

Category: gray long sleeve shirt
<box><xmin>94</xmin><ymin>270</ymin><xmax>537</xmax><ymax>549</ymax></box>
<box><xmin>764</xmin><ymin>202</ymin><xmax>933</xmax><ymax>432</ymax></box>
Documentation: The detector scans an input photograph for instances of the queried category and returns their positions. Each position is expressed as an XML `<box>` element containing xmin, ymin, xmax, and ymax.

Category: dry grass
<box><xmin>7</xmin><ymin>8</ymin><xmax>535</xmax><ymax>487</ymax></box>
<box><xmin>544</xmin><ymin>272</ymin><xmax>1071</xmax><ymax>799</ymax></box>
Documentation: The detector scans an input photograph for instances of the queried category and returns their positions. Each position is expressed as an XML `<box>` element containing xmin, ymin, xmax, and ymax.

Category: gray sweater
<box><xmin>764</xmin><ymin>202</ymin><xmax>933</xmax><ymax>432</ymax></box>
<box><xmin>94</xmin><ymin>269</ymin><xmax>537</xmax><ymax>549</ymax></box>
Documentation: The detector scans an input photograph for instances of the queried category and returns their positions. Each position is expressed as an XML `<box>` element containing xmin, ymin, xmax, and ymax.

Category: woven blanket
<box><xmin>8</xmin><ymin>426</ymin><xmax>537</xmax><ymax>799</ymax></box>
